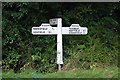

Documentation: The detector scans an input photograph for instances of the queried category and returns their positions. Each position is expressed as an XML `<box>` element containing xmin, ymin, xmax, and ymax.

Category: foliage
<box><xmin>2</xmin><ymin>2</ymin><xmax>120</xmax><ymax>73</ymax></box>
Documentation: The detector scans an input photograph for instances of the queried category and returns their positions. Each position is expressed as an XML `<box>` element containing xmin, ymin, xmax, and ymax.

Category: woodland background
<box><xmin>2</xmin><ymin>2</ymin><xmax>120</xmax><ymax>74</ymax></box>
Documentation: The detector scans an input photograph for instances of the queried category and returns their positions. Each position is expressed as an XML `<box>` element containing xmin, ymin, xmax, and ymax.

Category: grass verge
<box><xmin>1</xmin><ymin>67</ymin><xmax>118</xmax><ymax>78</ymax></box>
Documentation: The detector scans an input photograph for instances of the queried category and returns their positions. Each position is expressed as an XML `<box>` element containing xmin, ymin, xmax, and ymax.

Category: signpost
<box><xmin>32</xmin><ymin>18</ymin><xmax>88</xmax><ymax>71</ymax></box>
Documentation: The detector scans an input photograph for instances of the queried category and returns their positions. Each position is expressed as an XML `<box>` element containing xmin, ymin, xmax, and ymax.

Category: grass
<box><xmin>44</xmin><ymin>67</ymin><xmax>118</xmax><ymax>78</ymax></box>
<box><xmin>2</xmin><ymin>69</ymin><xmax>44</xmax><ymax>78</ymax></box>
<box><xmin>1</xmin><ymin>67</ymin><xmax>119</xmax><ymax>78</ymax></box>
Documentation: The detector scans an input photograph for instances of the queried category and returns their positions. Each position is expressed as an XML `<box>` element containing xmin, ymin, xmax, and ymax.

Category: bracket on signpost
<box><xmin>49</xmin><ymin>18</ymin><xmax>58</xmax><ymax>25</ymax></box>
<box><xmin>32</xmin><ymin>18</ymin><xmax>88</xmax><ymax>71</ymax></box>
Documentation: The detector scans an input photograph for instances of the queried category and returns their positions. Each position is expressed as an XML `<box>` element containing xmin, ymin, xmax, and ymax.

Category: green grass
<box><xmin>2</xmin><ymin>69</ymin><xmax>44</xmax><ymax>78</ymax></box>
<box><xmin>44</xmin><ymin>67</ymin><xmax>118</xmax><ymax>78</ymax></box>
<box><xmin>1</xmin><ymin>67</ymin><xmax>119</xmax><ymax>78</ymax></box>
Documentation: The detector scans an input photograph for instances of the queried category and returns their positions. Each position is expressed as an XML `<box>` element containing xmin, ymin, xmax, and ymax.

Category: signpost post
<box><xmin>32</xmin><ymin>18</ymin><xmax>88</xmax><ymax>71</ymax></box>
<box><xmin>57</xmin><ymin>18</ymin><xmax>63</xmax><ymax>71</ymax></box>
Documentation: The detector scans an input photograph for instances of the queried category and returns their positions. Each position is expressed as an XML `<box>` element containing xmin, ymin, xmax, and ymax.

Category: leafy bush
<box><xmin>2</xmin><ymin>2</ymin><xmax>119</xmax><ymax>73</ymax></box>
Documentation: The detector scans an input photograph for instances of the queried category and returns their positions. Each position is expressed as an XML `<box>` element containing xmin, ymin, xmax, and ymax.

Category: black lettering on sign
<box><xmin>83</xmin><ymin>30</ymin><xmax>86</xmax><ymax>34</ymax></box>
<box><xmin>39</xmin><ymin>31</ymin><xmax>45</xmax><ymax>33</ymax></box>
<box><xmin>69</xmin><ymin>28</ymin><xmax>80</xmax><ymax>34</ymax></box>
<box><xmin>33</xmin><ymin>31</ymin><xmax>45</xmax><ymax>33</ymax></box>
<box><xmin>33</xmin><ymin>28</ymin><xmax>40</xmax><ymax>30</ymax></box>
<box><xmin>71</xmin><ymin>25</ymin><xmax>79</xmax><ymax>27</ymax></box>
<box><xmin>33</xmin><ymin>28</ymin><xmax>48</xmax><ymax>30</ymax></box>
<box><xmin>33</xmin><ymin>31</ymin><xmax>39</xmax><ymax>33</ymax></box>
<box><xmin>42</xmin><ymin>25</ymin><xmax>50</xmax><ymax>27</ymax></box>
<box><xmin>69</xmin><ymin>28</ymin><xmax>84</xmax><ymax>34</ymax></box>
<box><xmin>69</xmin><ymin>28</ymin><xmax>79</xmax><ymax>30</ymax></box>
<box><xmin>40</xmin><ymin>28</ymin><xmax>48</xmax><ymax>30</ymax></box>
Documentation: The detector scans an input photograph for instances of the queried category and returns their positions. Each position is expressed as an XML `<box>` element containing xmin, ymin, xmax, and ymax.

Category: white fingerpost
<box><xmin>57</xmin><ymin>18</ymin><xmax>63</xmax><ymax>71</ymax></box>
<box><xmin>32</xmin><ymin>18</ymin><xmax>88</xmax><ymax>71</ymax></box>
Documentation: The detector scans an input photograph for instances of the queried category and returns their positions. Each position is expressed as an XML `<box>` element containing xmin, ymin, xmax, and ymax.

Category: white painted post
<box><xmin>32</xmin><ymin>18</ymin><xmax>88</xmax><ymax>71</ymax></box>
<box><xmin>57</xmin><ymin>18</ymin><xmax>63</xmax><ymax>71</ymax></box>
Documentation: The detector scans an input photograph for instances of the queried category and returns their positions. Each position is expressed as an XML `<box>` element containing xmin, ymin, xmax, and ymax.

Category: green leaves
<box><xmin>32</xmin><ymin>55</ymin><xmax>41</xmax><ymax>62</ymax></box>
<box><xmin>8</xmin><ymin>48</ymin><xmax>20</xmax><ymax>64</ymax></box>
<box><xmin>2</xmin><ymin>2</ymin><xmax>119</xmax><ymax>73</ymax></box>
